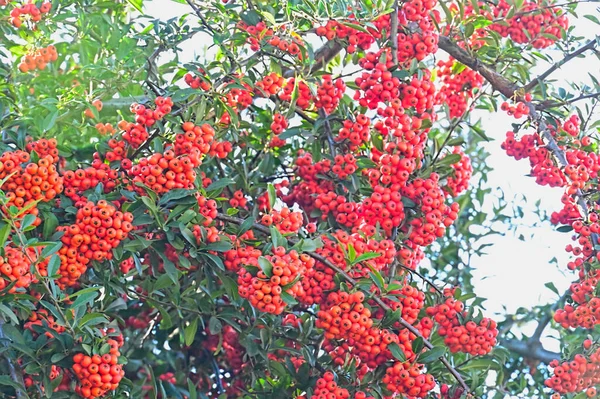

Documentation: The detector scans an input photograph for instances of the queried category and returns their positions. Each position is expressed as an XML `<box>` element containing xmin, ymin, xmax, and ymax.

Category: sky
<box><xmin>142</xmin><ymin>0</ymin><xmax>600</xmax><ymax>353</ymax></box>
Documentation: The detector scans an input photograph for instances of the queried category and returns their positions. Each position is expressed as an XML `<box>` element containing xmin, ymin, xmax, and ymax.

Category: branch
<box><xmin>215</xmin><ymin>213</ymin><xmax>471</xmax><ymax>394</ymax></box>
<box><xmin>523</xmin><ymin>38</ymin><xmax>599</xmax><ymax>93</ymax></box>
<box><xmin>529</xmin><ymin>290</ymin><xmax>568</xmax><ymax>343</ymax></box>
<box><xmin>536</xmin><ymin>90</ymin><xmax>600</xmax><ymax>110</ymax></box>
<box><xmin>438</xmin><ymin>35</ymin><xmax>519</xmax><ymax>99</ymax></box>
<box><xmin>390</xmin><ymin>1</ymin><xmax>399</xmax><ymax>66</ymax></box>
<box><xmin>0</xmin><ymin>320</ymin><xmax>27</xmax><ymax>399</ymax></box>
<box><xmin>500</xmin><ymin>338</ymin><xmax>560</xmax><ymax>364</ymax></box>
<box><xmin>283</xmin><ymin>40</ymin><xmax>345</xmax><ymax>78</ymax></box>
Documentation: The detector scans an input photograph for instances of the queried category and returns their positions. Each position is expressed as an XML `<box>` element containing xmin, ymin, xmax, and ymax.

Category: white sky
<box><xmin>143</xmin><ymin>0</ymin><xmax>600</xmax><ymax>352</ymax></box>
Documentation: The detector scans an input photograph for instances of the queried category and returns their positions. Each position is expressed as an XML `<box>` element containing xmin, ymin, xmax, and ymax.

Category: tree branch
<box><xmin>283</xmin><ymin>40</ymin><xmax>345</xmax><ymax>78</ymax></box>
<box><xmin>500</xmin><ymin>338</ymin><xmax>560</xmax><ymax>364</ymax></box>
<box><xmin>523</xmin><ymin>38</ymin><xmax>599</xmax><ymax>93</ymax></box>
<box><xmin>438</xmin><ymin>35</ymin><xmax>519</xmax><ymax>99</ymax></box>
<box><xmin>390</xmin><ymin>1</ymin><xmax>399</xmax><ymax>66</ymax></box>
<box><xmin>215</xmin><ymin>213</ymin><xmax>471</xmax><ymax>394</ymax></box>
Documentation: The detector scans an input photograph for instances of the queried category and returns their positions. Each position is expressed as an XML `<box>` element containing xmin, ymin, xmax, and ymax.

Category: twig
<box><xmin>500</xmin><ymin>338</ymin><xmax>560</xmax><ymax>364</ymax></box>
<box><xmin>390</xmin><ymin>1</ymin><xmax>399</xmax><ymax>66</ymax></box>
<box><xmin>318</xmin><ymin>109</ymin><xmax>336</xmax><ymax>156</ymax></box>
<box><xmin>397</xmin><ymin>263</ymin><xmax>445</xmax><ymax>296</ymax></box>
<box><xmin>0</xmin><ymin>320</ymin><xmax>27</xmax><ymax>399</ymax></box>
<box><xmin>523</xmin><ymin>38</ymin><xmax>598</xmax><ymax>93</ymax></box>
<box><xmin>214</xmin><ymin>213</ymin><xmax>472</xmax><ymax>394</ymax></box>
<box><xmin>536</xmin><ymin>91</ymin><xmax>600</xmax><ymax>110</ymax></box>
<box><xmin>529</xmin><ymin>290</ymin><xmax>568</xmax><ymax>343</ymax></box>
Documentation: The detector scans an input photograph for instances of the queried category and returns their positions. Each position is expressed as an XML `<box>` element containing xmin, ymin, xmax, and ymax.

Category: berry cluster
<box><xmin>18</xmin><ymin>44</ymin><xmax>58</xmax><ymax>73</ymax></box>
<box><xmin>131</xmin><ymin>96</ymin><xmax>173</xmax><ymax>127</ymax></box>
<box><xmin>445</xmin><ymin>148</ymin><xmax>473</xmax><ymax>196</ymax></box>
<box><xmin>336</xmin><ymin>114</ymin><xmax>371</xmax><ymax>151</ymax></box>
<box><xmin>62</xmin><ymin>162</ymin><xmax>119</xmax><ymax>206</ymax></box>
<box><xmin>176</xmin><ymin>122</ymin><xmax>216</xmax><ymax>166</ymax></box>
<box><xmin>261</xmin><ymin>206</ymin><xmax>304</xmax><ymax>234</ymax></box>
<box><xmin>545</xmin><ymin>342</ymin><xmax>600</xmax><ymax>395</ymax></box>
<box><xmin>0</xmin><ymin>246</ymin><xmax>36</xmax><ymax>293</ymax></box>
<box><xmin>238</xmin><ymin>247</ymin><xmax>314</xmax><ymax>314</ymax></box>
<box><xmin>426</xmin><ymin>296</ymin><xmax>498</xmax><ymax>355</ymax></box>
<box><xmin>184</xmin><ymin>69</ymin><xmax>211</xmax><ymax>90</ymax></box>
<box><xmin>25</xmin><ymin>137</ymin><xmax>60</xmax><ymax>164</ymax></box>
<box><xmin>332</xmin><ymin>153</ymin><xmax>357</xmax><ymax>180</ymax></box>
<box><xmin>270</xmin><ymin>113</ymin><xmax>289</xmax><ymax>135</ymax></box>
<box><xmin>56</xmin><ymin>200</ymin><xmax>133</xmax><ymax>287</ymax></box>
<box><xmin>315</xmin><ymin>75</ymin><xmax>346</xmax><ymax>115</ymax></box>
<box><xmin>85</xmin><ymin>99</ymin><xmax>103</xmax><ymax>119</ymax></box>
<box><xmin>383</xmin><ymin>361</ymin><xmax>436</xmax><ymax>398</ymax></box>
<box><xmin>280</xmin><ymin>78</ymin><xmax>313</xmax><ymax>109</ymax></box>
<box><xmin>435</xmin><ymin>59</ymin><xmax>484</xmax><ymax>118</ymax></box>
<box><xmin>72</xmin><ymin>338</ymin><xmax>125</xmax><ymax>398</ymax></box>
<box><xmin>255</xmin><ymin>72</ymin><xmax>285</xmax><ymax>97</ymax></box>
<box><xmin>128</xmin><ymin>150</ymin><xmax>197</xmax><ymax>195</ymax></box>
<box><xmin>9</xmin><ymin>1</ymin><xmax>51</xmax><ymax>28</ymax></box>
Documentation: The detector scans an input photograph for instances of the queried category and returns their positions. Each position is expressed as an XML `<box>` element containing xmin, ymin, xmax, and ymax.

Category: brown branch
<box><xmin>390</xmin><ymin>1</ymin><xmax>399</xmax><ymax>66</ymax></box>
<box><xmin>438</xmin><ymin>35</ymin><xmax>519</xmax><ymax>99</ymax></box>
<box><xmin>215</xmin><ymin>213</ymin><xmax>471</xmax><ymax>394</ymax></box>
<box><xmin>523</xmin><ymin>39</ymin><xmax>598</xmax><ymax>93</ymax></box>
<box><xmin>530</xmin><ymin>290</ymin><xmax>568</xmax><ymax>343</ymax></box>
<box><xmin>283</xmin><ymin>40</ymin><xmax>345</xmax><ymax>78</ymax></box>
<box><xmin>536</xmin><ymin>91</ymin><xmax>600</xmax><ymax>110</ymax></box>
<box><xmin>500</xmin><ymin>338</ymin><xmax>560</xmax><ymax>364</ymax></box>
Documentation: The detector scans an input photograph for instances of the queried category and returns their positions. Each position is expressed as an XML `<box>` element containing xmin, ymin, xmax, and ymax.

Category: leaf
<box><xmin>280</xmin><ymin>291</ymin><xmax>298</xmax><ymax>306</ymax></box>
<box><xmin>0</xmin><ymin>375</ymin><xmax>26</xmax><ymax>392</ymax></box>
<box><xmin>267</xmin><ymin>183</ymin><xmax>277</xmax><ymax>209</ymax></box>
<box><xmin>43</xmin><ymin>109</ymin><xmax>59</xmax><ymax>131</ymax></box>
<box><xmin>258</xmin><ymin>256</ymin><xmax>273</xmax><ymax>277</ymax></box>
<box><xmin>412</xmin><ymin>337</ymin><xmax>424</xmax><ymax>354</ymax></box>
<box><xmin>42</xmin><ymin>242</ymin><xmax>62</xmax><ymax>258</ymax></box>
<box><xmin>437</xmin><ymin>153</ymin><xmax>462</xmax><ymax>167</ymax></box>
<box><xmin>0</xmin><ymin>223</ymin><xmax>10</xmax><ymax>248</ymax></box>
<box><xmin>208</xmin><ymin>316</ymin><xmax>222</xmax><ymax>335</ymax></box>
<box><xmin>185</xmin><ymin>318</ymin><xmax>199</xmax><ymax>346</ymax></box>
<box><xmin>388</xmin><ymin>342</ymin><xmax>406</xmax><ymax>362</ymax></box>
<box><xmin>0</xmin><ymin>303</ymin><xmax>19</xmax><ymax>325</ymax></box>
<box><xmin>126</xmin><ymin>0</ymin><xmax>143</xmax><ymax>12</ymax></box>
<box><xmin>69</xmin><ymin>288</ymin><xmax>99</xmax><ymax>310</ymax></box>
<box><xmin>158</xmin><ymin>189</ymin><xmax>196</xmax><ymax>206</ymax></box>
<box><xmin>417</xmin><ymin>346</ymin><xmax>446</xmax><ymax>363</ymax></box>
<box><xmin>46</xmin><ymin>254</ymin><xmax>60</xmax><ymax>278</ymax></box>
<box><xmin>20</xmin><ymin>214</ymin><xmax>37</xmax><ymax>230</ymax></box>
<box><xmin>545</xmin><ymin>281</ymin><xmax>559</xmax><ymax>295</ymax></box>
<box><xmin>352</xmin><ymin>251</ymin><xmax>381</xmax><ymax>265</ymax></box>
<box><xmin>78</xmin><ymin>313</ymin><xmax>108</xmax><ymax>328</ymax></box>
<box><xmin>206</xmin><ymin>178</ymin><xmax>236</xmax><ymax>193</ymax></box>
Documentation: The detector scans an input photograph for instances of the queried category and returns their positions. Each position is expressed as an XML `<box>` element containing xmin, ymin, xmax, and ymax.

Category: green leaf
<box><xmin>545</xmin><ymin>281</ymin><xmax>559</xmax><ymax>295</ymax></box>
<box><xmin>417</xmin><ymin>346</ymin><xmax>446</xmax><ymax>363</ymax></box>
<box><xmin>206</xmin><ymin>178</ymin><xmax>236</xmax><ymax>194</ymax></box>
<box><xmin>46</xmin><ymin>254</ymin><xmax>60</xmax><ymax>278</ymax></box>
<box><xmin>258</xmin><ymin>256</ymin><xmax>273</xmax><ymax>277</ymax></box>
<box><xmin>78</xmin><ymin>313</ymin><xmax>108</xmax><ymax>328</ymax></box>
<box><xmin>126</xmin><ymin>0</ymin><xmax>143</xmax><ymax>12</ymax></box>
<box><xmin>208</xmin><ymin>316</ymin><xmax>222</xmax><ymax>335</ymax></box>
<box><xmin>42</xmin><ymin>242</ymin><xmax>62</xmax><ymax>258</ymax></box>
<box><xmin>185</xmin><ymin>318</ymin><xmax>199</xmax><ymax>346</ymax></box>
<box><xmin>43</xmin><ymin>109</ymin><xmax>59</xmax><ymax>131</ymax></box>
<box><xmin>42</xmin><ymin>213</ymin><xmax>59</xmax><ymax>240</ymax></box>
<box><xmin>0</xmin><ymin>303</ymin><xmax>19</xmax><ymax>325</ymax></box>
<box><xmin>267</xmin><ymin>184</ymin><xmax>277</xmax><ymax>209</ymax></box>
<box><xmin>69</xmin><ymin>288</ymin><xmax>99</xmax><ymax>310</ymax></box>
<box><xmin>280</xmin><ymin>291</ymin><xmax>298</xmax><ymax>306</ymax></box>
<box><xmin>0</xmin><ymin>223</ymin><xmax>10</xmax><ymax>248</ymax></box>
<box><xmin>388</xmin><ymin>342</ymin><xmax>407</xmax><ymax>362</ymax></box>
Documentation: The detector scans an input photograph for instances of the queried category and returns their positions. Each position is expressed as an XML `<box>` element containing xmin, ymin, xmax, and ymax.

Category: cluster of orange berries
<box><xmin>0</xmin><ymin>246</ymin><xmax>36</xmax><ymax>293</ymax></box>
<box><xmin>426</xmin><ymin>296</ymin><xmax>498</xmax><ymax>355</ymax></box>
<box><xmin>365</xmin><ymin>151</ymin><xmax>416</xmax><ymax>189</ymax></box>
<box><xmin>95</xmin><ymin>123</ymin><xmax>116</xmax><ymax>135</ymax></box>
<box><xmin>196</xmin><ymin>194</ymin><xmax>218</xmax><ymax>226</ymax></box>
<box><xmin>0</xmin><ymin>150</ymin><xmax>62</xmax><ymax>225</ymax></box>
<box><xmin>26</xmin><ymin>137</ymin><xmax>59</xmax><ymax>163</ymax></box>
<box><xmin>302</xmin><ymin>372</ymin><xmax>374</xmax><ymax>399</ymax></box>
<box><xmin>255</xmin><ymin>72</ymin><xmax>285</xmax><ymax>97</ymax></box>
<box><xmin>280</xmin><ymin>78</ymin><xmax>312</xmax><ymax>109</ymax></box>
<box><xmin>131</xmin><ymin>96</ymin><xmax>173</xmax><ymax>127</ymax></box>
<box><xmin>488</xmin><ymin>0</ymin><xmax>568</xmax><ymax>49</ymax></box>
<box><xmin>24</xmin><ymin>308</ymin><xmax>65</xmax><ymax>337</ymax></box>
<box><xmin>237</xmin><ymin>247</ymin><xmax>314</xmax><ymax>314</ymax></box>
<box><xmin>354</xmin><ymin>54</ymin><xmax>401</xmax><ymax>109</ymax></box>
<box><xmin>176</xmin><ymin>122</ymin><xmax>216</xmax><ymax>166</ymax></box>
<box><xmin>128</xmin><ymin>150</ymin><xmax>197</xmax><ymax>195</ymax></box>
<box><xmin>374</xmin><ymin>282</ymin><xmax>425</xmax><ymax>325</ymax></box>
<box><xmin>315</xmin><ymin>20</ymin><xmax>363</xmax><ymax>53</ymax></box>
<box><xmin>396</xmin><ymin>29</ymin><xmax>438</xmax><ymax>65</ymax></box>
<box><xmin>261</xmin><ymin>206</ymin><xmax>303</xmax><ymax>234</ymax></box>
<box><xmin>18</xmin><ymin>44</ymin><xmax>57</xmax><ymax>73</ymax></box>
<box><xmin>332</xmin><ymin>153</ymin><xmax>357</xmax><ymax>180</ymax></box>
<box><xmin>359</xmin><ymin>185</ymin><xmax>406</xmax><ymax>235</ymax></box>
<box><xmin>546</xmin><ymin>340</ymin><xmax>600</xmax><ymax>395</ymax></box>
<box><xmin>62</xmin><ymin>162</ymin><xmax>119</xmax><ymax>205</ymax></box>
<box><xmin>445</xmin><ymin>148</ymin><xmax>473</xmax><ymax>196</ymax></box>
<box><xmin>223</xmin><ymin>243</ymin><xmax>260</xmax><ymax>272</ymax></box>
<box><xmin>270</xmin><ymin>113</ymin><xmax>288</xmax><ymax>135</ymax></box>
<box><xmin>402</xmin><ymin>174</ymin><xmax>460</xmax><ymax>246</ymax></box>
<box><xmin>24</xmin><ymin>365</ymin><xmax>63</xmax><ymax>392</ymax></box>
<box><xmin>500</xmin><ymin>93</ymin><xmax>532</xmax><ymax>119</ymax></box>
<box><xmin>72</xmin><ymin>337</ymin><xmax>125</xmax><ymax>398</ymax></box>
<box><xmin>336</xmin><ymin>114</ymin><xmax>371</xmax><ymax>151</ymax></box>
<box><xmin>229</xmin><ymin>190</ymin><xmax>248</xmax><ymax>209</ymax></box>
<box><xmin>502</xmin><ymin>131</ymin><xmax>567</xmax><ymax>188</ymax></box>
<box><xmin>85</xmin><ymin>99</ymin><xmax>103</xmax><ymax>119</ymax></box>
<box><xmin>315</xmin><ymin>75</ymin><xmax>346</xmax><ymax>115</ymax></box>
<box><xmin>9</xmin><ymin>1</ymin><xmax>51</xmax><ymax>28</ymax></box>
<box><xmin>56</xmin><ymin>200</ymin><xmax>133</xmax><ymax>287</ymax></box>
<box><xmin>184</xmin><ymin>69</ymin><xmax>211</xmax><ymax>90</ymax></box>
<box><xmin>383</xmin><ymin>361</ymin><xmax>436</xmax><ymax>398</ymax></box>
<box><xmin>435</xmin><ymin>58</ymin><xmax>484</xmax><ymax>118</ymax></box>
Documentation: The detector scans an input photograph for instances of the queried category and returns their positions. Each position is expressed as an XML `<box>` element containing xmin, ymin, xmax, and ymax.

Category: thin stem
<box><xmin>390</xmin><ymin>1</ymin><xmax>399</xmax><ymax>66</ymax></box>
<box><xmin>523</xmin><ymin>38</ymin><xmax>598</xmax><ymax>93</ymax></box>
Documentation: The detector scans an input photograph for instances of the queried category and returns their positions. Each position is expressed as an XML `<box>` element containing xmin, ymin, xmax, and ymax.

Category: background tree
<box><xmin>0</xmin><ymin>0</ymin><xmax>598</xmax><ymax>398</ymax></box>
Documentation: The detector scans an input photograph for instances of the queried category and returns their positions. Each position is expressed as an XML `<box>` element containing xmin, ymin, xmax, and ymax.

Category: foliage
<box><xmin>0</xmin><ymin>0</ymin><xmax>598</xmax><ymax>398</ymax></box>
